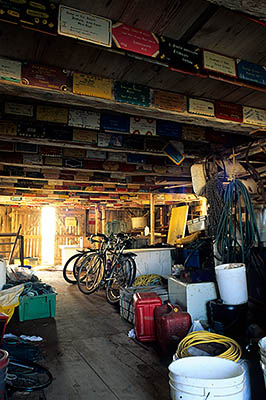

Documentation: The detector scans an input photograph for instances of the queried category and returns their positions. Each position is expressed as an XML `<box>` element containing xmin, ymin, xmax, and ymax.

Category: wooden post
<box><xmin>101</xmin><ymin>206</ymin><xmax>106</xmax><ymax>235</ymax></box>
<box><xmin>150</xmin><ymin>193</ymin><xmax>155</xmax><ymax>245</ymax></box>
<box><xmin>95</xmin><ymin>205</ymin><xmax>101</xmax><ymax>235</ymax></box>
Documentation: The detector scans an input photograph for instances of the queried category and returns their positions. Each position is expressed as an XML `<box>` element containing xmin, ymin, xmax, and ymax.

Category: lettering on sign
<box><xmin>108</xmin><ymin>152</ymin><xmax>127</xmax><ymax>162</ymax></box>
<box><xmin>153</xmin><ymin>90</ymin><xmax>186</xmax><ymax>112</ymax></box>
<box><xmin>114</xmin><ymin>81</ymin><xmax>150</xmax><ymax>107</ymax></box>
<box><xmin>0</xmin><ymin>121</ymin><xmax>17</xmax><ymax>136</ymax></box>
<box><xmin>100</xmin><ymin>113</ymin><xmax>130</xmax><ymax>133</ymax></box>
<box><xmin>112</xmin><ymin>23</ymin><xmax>159</xmax><ymax>57</ymax></box>
<box><xmin>243</xmin><ymin>106</ymin><xmax>266</xmax><ymax>126</ymax></box>
<box><xmin>182</xmin><ymin>125</ymin><xmax>206</xmax><ymax>142</ymax></box>
<box><xmin>73</xmin><ymin>73</ymin><xmax>112</xmax><ymax>99</ymax></box>
<box><xmin>130</xmin><ymin>117</ymin><xmax>156</xmax><ymax>136</ymax></box>
<box><xmin>21</xmin><ymin>63</ymin><xmax>68</xmax><ymax>91</ymax></box>
<box><xmin>5</xmin><ymin>102</ymin><xmax>34</xmax><ymax>117</ymax></box>
<box><xmin>63</xmin><ymin>148</ymin><xmax>86</xmax><ymax>159</ymax></box>
<box><xmin>44</xmin><ymin>157</ymin><xmax>63</xmax><ymax>166</ymax></box>
<box><xmin>23</xmin><ymin>154</ymin><xmax>43</xmax><ymax>165</ymax></box>
<box><xmin>156</xmin><ymin>120</ymin><xmax>182</xmax><ymax>138</ymax></box>
<box><xmin>237</xmin><ymin>59</ymin><xmax>266</xmax><ymax>86</ymax></box>
<box><xmin>73</xmin><ymin>129</ymin><xmax>98</xmax><ymax>144</ymax></box>
<box><xmin>0</xmin><ymin>57</ymin><xmax>21</xmax><ymax>82</ymax></box>
<box><xmin>58</xmin><ymin>5</ymin><xmax>112</xmax><ymax>47</ymax></box>
<box><xmin>216</xmin><ymin>101</ymin><xmax>243</xmax><ymax>122</ymax></box>
<box><xmin>36</xmin><ymin>105</ymin><xmax>68</xmax><ymax>124</ymax></box>
<box><xmin>97</xmin><ymin>133</ymin><xmax>123</xmax><ymax>148</ymax></box>
<box><xmin>86</xmin><ymin>150</ymin><xmax>106</xmax><ymax>160</ymax></box>
<box><xmin>188</xmin><ymin>98</ymin><xmax>215</xmax><ymax>117</ymax></box>
<box><xmin>68</xmin><ymin>109</ymin><xmax>100</xmax><ymax>129</ymax></box>
<box><xmin>203</xmin><ymin>50</ymin><xmax>237</xmax><ymax>77</ymax></box>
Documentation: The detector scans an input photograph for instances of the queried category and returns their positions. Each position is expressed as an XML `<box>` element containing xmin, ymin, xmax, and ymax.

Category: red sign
<box><xmin>216</xmin><ymin>101</ymin><xmax>243</xmax><ymax>122</ymax></box>
<box><xmin>112</xmin><ymin>23</ymin><xmax>159</xmax><ymax>58</ymax></box>
<box><xmin>21</xmin><ymin>63</ymin><xmax>69</xmax><ymax>91</ymax></box>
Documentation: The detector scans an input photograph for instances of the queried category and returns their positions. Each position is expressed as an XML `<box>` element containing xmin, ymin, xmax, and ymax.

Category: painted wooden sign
<box><xmin>182</xmin><ymin>125</ymin><xmax>206</xmax><ymax>142</ymax></box>
<box><xmin>0</xmin><ymin>0</ymin><xmax>58</xmax><ymax>35</ymax></box>
<box><xmin>58</xmin><ymin>5</ymin><xmax>112</xmax><ymax>47</ymax></box>
<box><xmin>86</xmin><ymin>150</ymin><xmax>106</xmax><ymax>160</ymax></box>
<box><xmin>21</xmin><ymin>63</ymin><xmax>68</xmax><ymax>91</ymax></box>
<box><xmin>216</xmin><ymin>101</ymin><xmax>243</xmax><ymax>122</ymax></box>
<box><xmin>15</xmin><ymin>143</ymin><xmax>38</xmax><ymax>153</ymax></box>
<box><xmin>63</xmin><ymin>148</ymin><xmax>86</xmax><ymax>159</ymax></box>
<box><xmin>72</xmin><ymin>129</ymin><xmax>98</xmax><ymax>144</ymax></box>
<box><xmin>4</xmin><ymin>102</ymin><xmax>34</xmax><ymax>117</ymax></box>
<box><xmin>114</xmin><ymin>81</ymin><xmax>150</xmax><ymax>107</ymax></box>
<box><xmin>0</xmin><ymin>57</ymin><xmax>21</xmax><ymax>82</ymax></box>
<box><xmin>130</xmin><ymin>117</ymin><xmax>156</xmax><ymax>135</ymax></box>
<box><xmin>153</xmin><ymin>90</ymin><xmax>186</xmax><ymax>112</ymax></box>
<box><xmin>68</xmin><ymin>109</ymin><xmax>100</xmax><ymax>130</ymax></box>
<box><xmin>17</xmin><ymin>123</ymin><xmax>45</xmax><ymax>138</ymax></box>
<box><xmin>145</xmin><ymin>137</ymin><xmax>165</xmax><ymax>152</ymax></box>
<box><xmin>0</xmin><ymin>142</ymin><xmax>14</xmax><ymax>152</ymax></box>
<box><xmin>23</xmin><ymin>154</ymin><xmax>43</xmax><ymax>165</ymax></box>
<box><xmin>0</xmin><ymin>121</ymin><xmax>17</xmax><ymax>136</ymax></box>
<box><xmin>64</xmin><ymin>159</ymin><xmax>83</xmax><ymax>168</ymax></box>
<box><xmin>36</xmin><ymin>105</ymin><xmax>68</xmax><ymax>124</ymax></box>
<box><xmin>112</xmin><ymin>23</ymin><xmax>159</xmax><ymax>57</ymax></box>
<box><xmin>158</xmin><ymin>37</ymin><xmax>201</xmax><ymax>72</ymax></box>
<box><xmin>73</xmin><ymin>73</ymin><xmax>112</xmax><ymax>99</ymax></box>
<box><xmin>44</xmin><ymin>157</ymin><xmax>63</xmax><ymax>166</ymax></box>
<box><xmin>156</xmin><ymin>120</ymin><xmax>182</xmax><ymax>138</ymax></box>
<box><xmin>39</xmin><ymin>146</ymin><xmax>62</xmax><ymax>157</ymax></box>
<box><xmin>188</xmin><ymin>98</ymin><xmax>215</xmax><ymax>117</ymax></box>
<box><xmin>127</xmin><ymin>154</ymin><xmax>147</xmax><ymax>164</ymax></box>
<box><xmin>98</xmin><ymin>133</ymin><xmax>123</xmax><ymax>148</ymax></box>
<box><xmin>100</xmin><ymin>113</ymin><xmax>129</xmax><ymax>133</ymax></box>
<box><xmin>108</xmin><ymin>152</ymin><xmax>127</xmax><ymax>162</ymax></box>
<box><xmin>45</xmin><ymin>126</ymin><xmax>73</xmax><ymax>141</ymax></box>
<box><xmin>237</xmin><ymin>59</ymin><xmax>266</xmax><ymax>86</ymax></box>
<box><xmin>203</xmin><ymin>50</ymin><xmax>237</xmax><ymax>77</ymax></box>
<box><xmin>243</xmin><ymin>106</ymin><xmax>266</xmax><ymax>126</ymax></box>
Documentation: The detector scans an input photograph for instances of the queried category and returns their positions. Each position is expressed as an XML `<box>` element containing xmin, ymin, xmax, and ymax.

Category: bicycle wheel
<box><xmin>62</xmin><ymin>253</ymin><xmax>83</xmax><ymax>284</ymax></box>
<box><xmin>6</xmin><ymin>360</ymin><xmax>53</xmax><ymax>392</ymax></box>
<box><xmin>77</xmin><ymin>254</ymin><xmax>104</xmax><ymax>295</ymax></box>
<box><xmin>106</xmin><ymin>255</ymin><xmax>136</xmax><ymax>305</ymax></box>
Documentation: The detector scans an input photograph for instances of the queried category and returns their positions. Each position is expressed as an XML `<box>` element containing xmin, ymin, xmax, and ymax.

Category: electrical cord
<box><xmin>175</xmin><ymin>330</ymin><xmax>242</xmax><ymax>362</ymax></box>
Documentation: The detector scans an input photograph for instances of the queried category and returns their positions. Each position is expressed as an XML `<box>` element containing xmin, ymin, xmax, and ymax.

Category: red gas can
<box><xmin>133</xmin><ymin>292</ymin><xmax>162</xmax><ymax>342</ymax></box>
<box><xmin>155</xmin><ymin>303</ymin><xmax>191</xmax><ymax>354</ymax></box>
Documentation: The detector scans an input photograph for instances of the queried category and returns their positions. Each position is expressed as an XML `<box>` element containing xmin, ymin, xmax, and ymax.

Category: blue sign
<box><xmin>127</xmin><ymin>154</ymin><xmax>147</xmax><ymax>164</ymax></box>
<box><xmin>100</xmin><ymin>113</ymin><xmax>129</xmax><ymax>133</ymax></box>
<box><xmin>156</xmin><ymin>120</ymin><xmax>182</xmax><ymax>138</ymax></box>
<box><xmin>237</xmin><ymin>59</ymin><xmax>266</xmax><ymax>86</ymax></box>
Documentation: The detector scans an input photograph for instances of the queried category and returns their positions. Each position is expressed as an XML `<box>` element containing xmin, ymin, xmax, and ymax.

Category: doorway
<box><xmin>41</xmin><ymin>207</ymin><xmax>56</xmax><ymax>265</ymax></box>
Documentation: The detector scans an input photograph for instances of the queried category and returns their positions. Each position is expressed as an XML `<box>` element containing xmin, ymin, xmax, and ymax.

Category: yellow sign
<box><xmin>65</xmin><ymin>217</ymin><xmax>77</xmax><ymax>227</ymax></box>
<box><xmin>0</xmin><ymin>121</ymin><xmax>17</xmax><ymax>136</ymax></box>
<box><xmin>36</xmin><ymin>105</ymin><xmax>68</xmax><ymax>124</ymax></box>
<box><xmin>153</xmin><ymin>90</ymin><xmax>186</xmax><ymax>112</ymax></box>
<box><xmin>167</xmin><ymin>205</ymin><xmax>189</xmax><ymax>245</ymax></box>
<box><xmin>73</xmin><ymin>73</ymin><xmax>112</xmax><ymax>99</ymax></box>
<box><xmin>73</xmin><ymin>129</ymin><xmax>98</xmax><ymax>143</ymax></box>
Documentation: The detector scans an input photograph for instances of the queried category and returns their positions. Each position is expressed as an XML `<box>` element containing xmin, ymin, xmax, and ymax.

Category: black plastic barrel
<box><xmin>0</xmin><ymin>350</ymin><xmax>8</xmax><ymax>400</ymax></box>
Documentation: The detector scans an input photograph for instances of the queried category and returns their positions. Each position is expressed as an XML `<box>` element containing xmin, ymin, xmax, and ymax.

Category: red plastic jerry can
<box><xmin>133</xmin><ymin>292</ymin><xmax>162</xmax><ymax>342</ymax></box>
<box><xmin>155</xmin><ymin>303</ymin><xmax>191</xmax><ymax>354</ymax></box>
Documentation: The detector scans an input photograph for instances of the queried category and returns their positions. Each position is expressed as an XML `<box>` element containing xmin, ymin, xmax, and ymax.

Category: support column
<box><xmin>95</xmin><ymin>205</ymin><xmax>101</xmax><ymax>235</ymax></box>
<box><xmin>150</xmin><ymin>193</ymin><xmax>155</xmax><ymax>245</ymax></box>
<box><xmin>101</xmin><ymin>206</ymin><xmax>106</xmax><ymax>235</ymax></box>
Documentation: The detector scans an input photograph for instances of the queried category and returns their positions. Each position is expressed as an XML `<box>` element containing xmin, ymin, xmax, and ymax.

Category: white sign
<box><xmin>188</xmin><ymin>98</ymin><xmax>215</xmax><ymax>117</ymax></box>
<box><xmin>130</xmin><ymin>117</ymin><xmax>156</xmax><ymax>135</ymax></box>
<box><xmin>203</xmin><ymin>50</ymin><xmax>236</xmax><ymax>77</ymax></box>
<box><xmin>5</xmin><ymin>102</ymin><xmax>34</xmax><ymax>117</ymax></box>
<box><xmin>0</xmin><ymin>57</ymin><xmax>21</xmax><ymax>82</ymax></box>
<box><xmin>58</xmin><ymin>5</ymin><xmax>112</xmax><ymax>47</ymax></box>
<box><xmin>68</xmin><ymin>109</ymin><xmax>100</xmax><ymax>130</ymax></box>
<box><xmin>243</xmin><ymin>106</ymin><xmax>266</xmax><ymax>126</ymax></box>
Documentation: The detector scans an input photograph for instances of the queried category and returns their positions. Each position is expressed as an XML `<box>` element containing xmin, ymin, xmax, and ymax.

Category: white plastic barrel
<box><xmin>169</xmin><ymin>356</ymin><xmax>245</xmax><ymax>400</ymax></box>
<box><xmin>215</xmin><ymin>263</ymin><xmax>248</xmax><ymax>305</ymax></box>
<box><xmin>0</xmin><ymin>260</ymin><xmax>6</xmax><ymax>290</ymax></box>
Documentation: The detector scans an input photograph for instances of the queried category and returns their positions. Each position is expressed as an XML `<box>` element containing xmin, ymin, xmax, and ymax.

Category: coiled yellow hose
<box><xmin>175</xmin><ymin>330</ymin><xmax>242</xmax><ymax>362</ymax></box>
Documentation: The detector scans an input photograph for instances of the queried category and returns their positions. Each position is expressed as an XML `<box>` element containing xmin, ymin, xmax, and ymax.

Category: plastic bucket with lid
<box><xmin>0</xmin><ymin>350</ymin><xmax>8</xmax><ymax>400</ymax></box>
<box><xmin>168</xmin><ymin>356</ymin><xmax>245</xmax><ymax>400</ymax></box>
<box><xmin>215</xmin><ymin>263</ymin><xmax>248</xmax><ymax>305</ymax></box>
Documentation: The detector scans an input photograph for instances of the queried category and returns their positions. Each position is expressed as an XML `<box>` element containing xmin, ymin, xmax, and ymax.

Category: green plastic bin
<box><xmin>18</xmin><ymin>292</ymin><xmax>57</xmax><ymax>322</ymax></box>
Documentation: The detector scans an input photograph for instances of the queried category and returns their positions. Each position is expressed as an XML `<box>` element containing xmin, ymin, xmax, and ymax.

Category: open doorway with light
<box><xmin>41</xmin><ymin>207</ymin><xmax>56</xmax><ymax>266</ymax></box>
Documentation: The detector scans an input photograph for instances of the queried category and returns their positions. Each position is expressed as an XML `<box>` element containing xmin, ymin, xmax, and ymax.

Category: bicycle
<box><xmin>62</xmin><ymin>248</ymin><xmax>94</xmax><ymax>284</ymax></box>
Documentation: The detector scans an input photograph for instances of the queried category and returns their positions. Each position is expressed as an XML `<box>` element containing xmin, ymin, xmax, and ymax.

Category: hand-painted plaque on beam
<box><xmin>21</xmin><ymin>63</ymin><xmax>68</xmax><ymax>91</ymax></box>
<box><xmin>130</xmin><ymin>117</ymin><xmax>156</xmax><ymax>136</ymax></box>
<box><xmin>72</xmin><ymin>129</ymin><xmax>98</xmax><ymax>144</ymax></box>
<box><xmin>108</xmin><ymin>153</ymin><xmax>127</xmax><ymax>162</ymax></box>
<box><xmin>98</xmin><ymin>133</ymin><xmax>123</xmax><ymax>148</ymax></box>
<box><xmin>0</xmin><ymin>121</ymin><xmax>17</xmax><ymax>136</ymax></box>
<box><xmin>39</xmin><ymin>146</ymin><xmax>62</xmax><ymax>157</ymax></box>
<box><xmin>17</xmin><ymin>123</ymin><xmax>46</xmax><ymax>138</ymax></box>
<box><xmin>58</xmin><ymin>5</ymin><xmax>112</xmax><ymax>47</ymax></box>
<box><xmin>216</xmin><ymin>101</ymin><xmax>243</xmax><ymax>122</ymax></box>
<box><xmin>86</xmin><ymin>150</ymin><xmax>106</xmax><ymax>160</ymax></box>
<box><xmin>157</xmin><ymin>37</ymin><xmax>202</xmax><ymax>72</ymax></box>
<box><xmin>203</xmin><ymin>50</ymin><xmax>237</xmax><ymax>78</ymax></box>
<box><xmin>188</xmin><ymin>98</ymin><xmax>215</xmax><ymax>117</ymax></box>
<box><xmin>100</xmin><ymin>113</ymin><xmax>129</xmax><ymax>133</ymax></box>
<box><xmin>237</xmin><ymin>59</ymin><xmax>266</xmax><ymax>86</ymax></box>
<box><xmin>68</xmin><ymin>109</ymin><xmax>100</xmax><ymax>130</ymax></box>
<box><xmin>0</xmin><ymin>57</ymin><xmax>21</xmax><ymax>82</ymax></box>
<box><xmin>63</xmin><ymin>148</ymin><xmax>86</xmax><ymax>159</ymax></box>
<box><xmin>23</xmin><ymin>154</ymin><xmax>43</xmax><ymax>165</ymax></box>
<box><xmin>114</xmin><ymin>81</ymin><xmax>150</xmax><ymax>107</ymax></box>
<box><xmin>112</xmin><ymin>23</ymin><xmax>159</xmax><ymax>57</ymax></box>
<box><xmin>127</xmin><ymin>154</ymin><xmax>147</xmax><ymax>164</ymax></box>
<box><xmin>243</xmin><ymin>106</ymin><xmax>266</xmax><ymax>126</ymax></box>
<box><xmin>45</xmin><ymin>126</ymin><xmax>73</xmax><ymax>141</ymax></box>
<box><xmin>4</xmin><ymin>102</ymin><xmax>34</xmax><ymax>117</ymax></box>
<box><xmin>153</xmin><ymin>90</ymin><xmax>186</xmax><ymax>112</ymax></box>
<box><xmin>156</xmin><ymin>120</ymin><xmax>182</xmax><ymax>138</ymax></box>
<box><xmin>73</xmin><ymin>73</ymin><xmax>112</xmax><ymax>99</ymax></box>
<box><xmin>36</xmin><ymin>105</ymin><xmax>68</xmax><ymax>124</ymax></box>
<box><xmin>182</xmin><ymin>125</ymin><xmax>206</xmax><ymax>142</ymax></box>
<box><xmin>44</xmin><ymin>157</ymin><xmax>63</xmax><ymax>166</ymax></box>
<box><xmin>15</xmin><ymin>143</ymin><xmax>38</xmax><ymax>153</ymax></box>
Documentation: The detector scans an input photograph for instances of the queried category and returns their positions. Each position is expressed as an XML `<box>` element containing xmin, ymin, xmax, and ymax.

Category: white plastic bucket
<box><xmin>0</xmin><ymin>260</ymin><xmax>6</xmax><ymax>290</ymax></box>
<box><xmin>215</xmin><ymin>263</ymin><xmax>248</xmax><ymax>305</ymax></box>
<box><xmin>168</xmin><ymin>356</ymin><xmax>245</xmax><ymax>400</ymax></box>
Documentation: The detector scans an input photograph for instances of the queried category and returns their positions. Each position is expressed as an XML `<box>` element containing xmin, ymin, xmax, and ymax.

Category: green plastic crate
<box><xmin>18</xmin><ymin>293</ymin><xmax>57</xmax><ymax>322</ymax></box>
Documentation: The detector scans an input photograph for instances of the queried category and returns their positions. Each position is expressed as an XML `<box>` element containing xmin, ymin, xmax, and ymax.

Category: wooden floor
<box><xmin>7</xmin><ymin>270</ymin><xmax>171</xmax><ymax>400</ymax></box>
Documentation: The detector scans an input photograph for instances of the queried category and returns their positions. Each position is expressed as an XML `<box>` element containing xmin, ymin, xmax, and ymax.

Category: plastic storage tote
<box><xmin>133</xmin><ymin>292</ymin><xmax>162</xmax><ymax>342</ymax></box>
<box><xmin>18</xmin><ymin>293</ymin><xmax>57</xmax><ymax>322</ymax></box>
